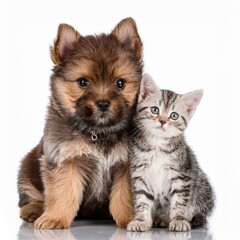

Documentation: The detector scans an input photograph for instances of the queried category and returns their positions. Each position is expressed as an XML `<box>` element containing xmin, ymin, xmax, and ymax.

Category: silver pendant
<box><xmin>91</xmin><ymin>131</ymin><xmax>98</xmax><ymax>141</ymax></box>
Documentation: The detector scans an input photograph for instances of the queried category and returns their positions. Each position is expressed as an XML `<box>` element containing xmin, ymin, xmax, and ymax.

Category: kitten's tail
<box><xmin>191</xmin><ymin>214</ymin><xmax>207</xmax><ymax>228</ymax></box>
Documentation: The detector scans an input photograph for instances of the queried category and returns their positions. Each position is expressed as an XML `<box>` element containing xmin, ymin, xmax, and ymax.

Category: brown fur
<box><xmin>109</xmin><ymin>163</ymin><xmax>135</xmax><ymax>228</ymax></box>
<box><xmin>18</xmin><ymin>142</ymin><xmax>45</xmax><ymax>222</ymax></box>
<box><xmin>18</xmin><ymin>17</ymin><xmax>143</xmax><ymax>229</ymax></box>
<box><xmin>34</xmin><ymin>157</ymin><xmax>86</xmax><ymax>229</ymax></box>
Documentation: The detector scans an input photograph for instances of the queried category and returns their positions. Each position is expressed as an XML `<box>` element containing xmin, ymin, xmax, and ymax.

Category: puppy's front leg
<box><xmin>109</xmin><ymin>164</ymin><xmax>134</xmax><ymax>228</ymax></box>
<box><xmin>34</xmin><ymin>158</ymin><xmax>85</xmax><ymax>229</ymax></box>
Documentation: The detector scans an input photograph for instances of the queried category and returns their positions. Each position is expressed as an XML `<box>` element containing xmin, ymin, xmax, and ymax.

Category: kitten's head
<box><xmin>136</xmin><ymin>73</ymin><xmax>203</xmax><ymax>138</ymax></box>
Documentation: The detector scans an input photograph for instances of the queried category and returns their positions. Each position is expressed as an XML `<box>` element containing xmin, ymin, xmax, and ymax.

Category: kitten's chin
<box><xmin>148</xmin><ymin>127</ymin><xmax>178</xmax><ymax>139</ymax></box>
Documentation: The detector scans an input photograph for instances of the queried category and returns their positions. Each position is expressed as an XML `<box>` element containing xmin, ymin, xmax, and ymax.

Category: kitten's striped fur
<box><xmin>127</xmin><ymin>74</ymin><xmax>215</xmax><ymax>232</ymax></box>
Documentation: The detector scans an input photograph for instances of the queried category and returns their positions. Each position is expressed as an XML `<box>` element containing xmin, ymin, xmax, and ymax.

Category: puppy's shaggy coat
<box><xmin>18</xmin><ymin>18</ymin><xmax>143</xmax><ymax>229</ymax></box>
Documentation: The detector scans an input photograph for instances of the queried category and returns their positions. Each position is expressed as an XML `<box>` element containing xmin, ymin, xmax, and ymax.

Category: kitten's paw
<box><xmin>34</xmin><ymin>214</ymin><xmax>70</xmax><ymax>229</ymax></box>
<box><xmin>169</xmin><ymin>217</ymin><xmax>191</xmax><ymax>232</ymax></box>
<box><xmin>127</xmin><ymin>220</ymin><xmax>151</xmax><ymax>232</ymax></box>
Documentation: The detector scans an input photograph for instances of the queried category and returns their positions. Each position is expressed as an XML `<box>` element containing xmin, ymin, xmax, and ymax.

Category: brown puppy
<box><xmin>17</xmin><ymin>18</ymin><xmax>143</xmax><ymax>229</ymax></box>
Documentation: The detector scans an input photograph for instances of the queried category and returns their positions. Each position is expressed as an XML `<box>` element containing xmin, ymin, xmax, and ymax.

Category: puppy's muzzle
<box><xmin>97</xmin><ymin>100</ymin><xmax>110</xmax><ymax>112</ymax></box>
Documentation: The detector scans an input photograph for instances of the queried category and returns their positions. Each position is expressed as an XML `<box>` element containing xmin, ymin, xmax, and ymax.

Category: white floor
<box><xmin>17</xmin><ymin>220</ymin><xmax>212</xmax><ymax>240</ymax></box>
<box><xmin>0</xmin><ymin>211</ymin><xmax>236</xmax><ymax>240</ymax></box>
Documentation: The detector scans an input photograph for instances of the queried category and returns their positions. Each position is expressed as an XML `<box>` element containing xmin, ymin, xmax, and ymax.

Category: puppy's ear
<box><xmin>112</xmin><ymin>17</ymin><xmax>143</xmax><ymax>61</ymax></box>
<box><xmin>50</xmin><ymin>24</ymin><xmax>80</xmax><ymax>65</ymax></box>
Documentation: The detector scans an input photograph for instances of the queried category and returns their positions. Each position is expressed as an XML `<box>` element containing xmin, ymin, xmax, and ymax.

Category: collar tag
<box><xmin>91</xmin><ymin>131</ymin><xmax>98</xmax><ymax>141</ymax></box>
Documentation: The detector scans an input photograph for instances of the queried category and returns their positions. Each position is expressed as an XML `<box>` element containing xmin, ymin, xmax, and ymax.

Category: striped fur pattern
<box><xmin>127</xmin><ymin>74</ymin><xmax>215</xmax><ymax>232</ymax></box>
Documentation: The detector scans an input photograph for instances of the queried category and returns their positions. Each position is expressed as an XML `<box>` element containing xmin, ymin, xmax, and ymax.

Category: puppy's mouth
<box><xmin>76</xmin><ymin>108</ymin><xmax>129</xmax><ymax>134</ymax></box>
<box><xmin>93</xmin><ymin>109</ymin><xmax>123</xmax><ymax>128</ymax></box>
<box><xmin>96</xmin><ymin>113</ymin><xmax>111</xmax><ymax>125</ymax></box>
<box><xmin>80</xmin><ymin>117</ymin><xmax>126</xmax><ymax>134</ymax></box>
<box><xmin>73</xmin><ymin>99</ymin><xmax>132</xmax><ymax>134</ymax></box>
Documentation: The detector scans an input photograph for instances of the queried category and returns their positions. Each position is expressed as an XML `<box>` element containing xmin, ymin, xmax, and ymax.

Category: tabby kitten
<box><xmin>127</xmin><ymin>73</ymin><xmax>215</xmax><ymax>232</ymax></box>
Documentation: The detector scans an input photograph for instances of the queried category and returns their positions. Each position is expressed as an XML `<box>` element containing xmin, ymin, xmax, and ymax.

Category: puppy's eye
<box><xmin>116</xmin><ymin>79</ymin><xmax>125</xmax><ymax>89</ymax></box>
<box><xmin>170</xmin><ymin>112</ymin><xmax>179</xmax><ymax>120</ymax></box>
<box><xmin>77</xmin><ymin>78</ymin><xmax>89</xmax><ymax>88</ymax></box>
<box><xmin>150</xmin><ymin>106</ymin><xmax>159</xmax><ymax>115</ymax></box>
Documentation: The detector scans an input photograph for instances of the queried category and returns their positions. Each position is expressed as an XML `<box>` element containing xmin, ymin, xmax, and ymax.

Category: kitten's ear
<box><xmin>181</xmin><ymin>89</ymin><xmax>203</xmax><ymax>116</ymax></box>
<box><xmin>139</xmin><ymin>73</ymin><xmax>159</xmax><ymax>102</ymax></box>
<box><xmin>112</xmin><ymin>17</ymin><xmax>143</xmax><ymax>61</ymax></box>
<box><xmin>50</xmin><ymin>24</ymin><xmax>81</xmax><ymax>65</ymax></box>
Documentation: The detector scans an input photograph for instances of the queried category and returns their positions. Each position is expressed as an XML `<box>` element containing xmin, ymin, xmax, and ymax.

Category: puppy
<box><xmin>17</xmin><ymin>17</ymin><xmax>143</xmax><ymax>229</ymax></box>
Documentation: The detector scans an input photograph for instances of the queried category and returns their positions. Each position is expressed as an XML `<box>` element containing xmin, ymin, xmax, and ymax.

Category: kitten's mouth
<box><xmin>156</xmin><ymin>126</ymin><xmax>165</xmax><ymax>131</ymax></box>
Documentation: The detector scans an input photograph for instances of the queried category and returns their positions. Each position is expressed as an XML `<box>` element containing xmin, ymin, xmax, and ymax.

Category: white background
<box><xmin>1</xmin><ymin>0</ymin><xmax>240</xmax><ymax>239</ymax></box>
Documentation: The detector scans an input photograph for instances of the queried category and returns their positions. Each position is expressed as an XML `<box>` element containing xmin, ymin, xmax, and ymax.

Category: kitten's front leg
<box><xmin>169</xmin><ymin>216</ymin><xmax>191</xmax><ymax>232</ymax></box>
<box><xmin>127</xmin><ymin>178</ymin><xmax>154</xmax><ymax>232</ymax></box>
<box><xmin>169</xmin><ymin>185</ymin><xmax>192</xmax><ymax>231</ymax></box>
<box><xmin>34</xmin><ymin>157</ymin><xmax>86</xmax><ymax>229</ymax></box>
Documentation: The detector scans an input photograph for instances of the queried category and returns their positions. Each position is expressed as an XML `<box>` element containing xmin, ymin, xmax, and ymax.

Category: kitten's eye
<box><xmin>116</xmin><ymin>79</ymin><xmax>125</xmax><ymax>89</ymax></box>
<box><xmin>170</xmin><ymin>112</ymin><xmax>179</xmax><ymax>120</ymax></box>
<box><xmin>150</xmin><ymin>106</ymin><xmax>159</xmax><ymax>115</ymax></box>
<box><xmin>77</xmin><ymin>77</ymin><xmax>89</xmax><ymax>88</ymax></box>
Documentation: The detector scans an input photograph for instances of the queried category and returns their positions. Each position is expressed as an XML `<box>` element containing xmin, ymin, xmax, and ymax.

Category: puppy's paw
<box><xmin>169</xmin><ymin>217</ymin><xmax>191</xmax><ymax>232</ymax></box>
<box><xmin>34</xmin><ymin>214</ymin><xmax>70</xmax><ymax>229</ymax></box>
<box><xmin>115</xmin><ymin>216</ymin><xmax>133</xmax><ymax>229</ymax></box>
<box><xmin>127</xmin><ymin>220</ymin><xmax>151</xmax><ymax>232</ymax></box>
<box><xmin>20</xmin><ymin>203</ymin><xmax>43</xmax><ymax>223</ymax></box>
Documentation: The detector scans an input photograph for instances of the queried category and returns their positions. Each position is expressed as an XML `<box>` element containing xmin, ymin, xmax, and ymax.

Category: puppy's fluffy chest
<box><xmin>44</xmin><ymin>133</ymin><xmax>128</xmax><ymax>200</ymax></box>
<box><xmin>45</xmin><ymin>133</ymin><xmax>127</xmax><ymax>160</ymax></box>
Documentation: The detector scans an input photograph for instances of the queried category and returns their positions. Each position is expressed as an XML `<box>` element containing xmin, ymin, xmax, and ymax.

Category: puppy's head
<box><xmin>50</xmin><ymin>18</ymin><xmax>143</xmax><ymax>134</ymax></box>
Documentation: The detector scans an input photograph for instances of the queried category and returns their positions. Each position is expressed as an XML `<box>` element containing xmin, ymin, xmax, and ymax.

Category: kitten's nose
<box><xmin>97</xmin><ymin>100</ymin><xmax>110</xmax><ymax>112</ymax></box>
<box><xmin>160</xmin><ymin>120</ymin><xmax>166</xmax><ymax>125</ymax></box>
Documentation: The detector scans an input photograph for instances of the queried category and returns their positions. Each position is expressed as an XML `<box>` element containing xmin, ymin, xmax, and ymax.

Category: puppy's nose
<box><xmin>160</xmin><ymin>120</ymin><xmax>166</xmax><ymax>125</ymax></box>
<box><xmin>97</xmin><ymin>101</ymin><xmax>110</xmax><ymax>112</ymax></box>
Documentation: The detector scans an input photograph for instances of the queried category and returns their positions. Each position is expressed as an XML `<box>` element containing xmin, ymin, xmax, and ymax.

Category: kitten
<box><xmin>127</xmin><ymin>73</ymin><xmax>215</xmax><ymax>232</ymax></box>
